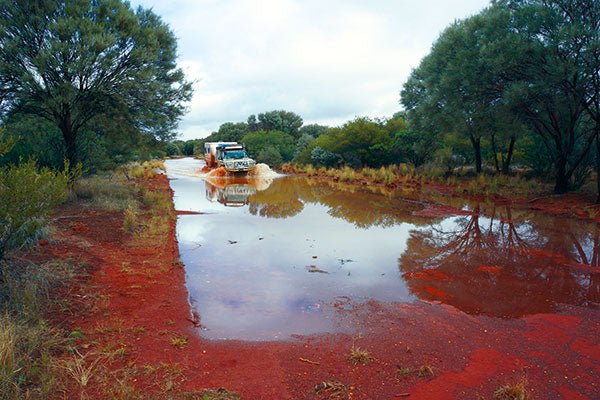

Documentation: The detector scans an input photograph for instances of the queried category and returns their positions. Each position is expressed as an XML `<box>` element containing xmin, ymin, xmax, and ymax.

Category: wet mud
<box><xmin>36</xmin><ymin>158</ymin><xmax>600</xmax><ymax>399</ymax></box>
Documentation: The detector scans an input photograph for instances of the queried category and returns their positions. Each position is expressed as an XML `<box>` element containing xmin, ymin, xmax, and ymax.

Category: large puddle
<box><xmin>166</xmin><ymin>158</ymin><xmax>600</xmax><ymax>341</ymax></box>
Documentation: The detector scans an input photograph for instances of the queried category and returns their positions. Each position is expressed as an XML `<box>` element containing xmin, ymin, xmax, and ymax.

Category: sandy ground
<box><xmin>35</xmin><ymin>172</ymin><xmax>600</xmax><ymax>399</ymax></box>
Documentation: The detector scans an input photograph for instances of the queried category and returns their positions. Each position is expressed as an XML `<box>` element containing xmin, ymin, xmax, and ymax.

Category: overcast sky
<box><xmin>132</xmin><ymin>0</ymin><xmax>490</xmax><ymax>140</ymax></box>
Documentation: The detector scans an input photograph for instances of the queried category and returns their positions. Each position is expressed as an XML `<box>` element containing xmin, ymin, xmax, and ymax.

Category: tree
<box><xmin>165</xmin><ymin>142</ymin><xmax>181</xmax><ymax>157</ymax></box>
<box><xmin>0</xmin><ymin>0</ymin><xmax>192</xmax><ymax>168</ymax></box>
<box><xmin>490</xmin><ymin>0</ymin><xmax>596</xmax><ymax>192</ymax></box>
<box><xmin>241</xmin><ymin>130</ymin><xmax>295</xmax><ymax>163</ymax></box>
<box><xmin>401</xmin><ymin>9</ymin><xmax>520</xmax><ymax>174</ymax></box>
<box><xmin>315</xmin><ymin>117</ymin><xmax>392</xmax><ymax>167</ymax></box>
<box><xmin>212</xmin><ymin>122</ymin><xmax>248</xmax><ymax>142</ymax></box>
<box><xmin>310</xmin><ymin>146</ymin><xmax>340</xmax><ymax>167</ymax></box>
<box><xmin>294</xmin><ymin>133</ymin><xmax>315</xmax><ymax>160</ymax></box>
<box><xmin>247</xmin><ymin>110</ymin><xmax>303</xmax><ymax>139</ymax></box>
<box><xmin>299</xmin><ymin>124</ymin><xmax>328</xmax><ymax>138</ymax></box>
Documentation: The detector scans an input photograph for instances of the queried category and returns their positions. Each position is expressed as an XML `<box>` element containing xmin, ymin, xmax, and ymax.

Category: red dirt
<box><xmin>36</xmin><ymin>173</ymin><xmax>600</xmax><ymax>399</ymax></box>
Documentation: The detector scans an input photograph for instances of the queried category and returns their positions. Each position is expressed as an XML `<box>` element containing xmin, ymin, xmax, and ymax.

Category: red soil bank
<box><xmin>38</xmin><ymin>174</ymin><xmax>600</xmax><ymax>399</ymax></box>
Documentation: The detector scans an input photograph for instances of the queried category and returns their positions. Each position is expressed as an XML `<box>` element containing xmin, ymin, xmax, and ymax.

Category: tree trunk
<box><xmin>596</xmin><ymin>136</ymin><xmax>600</xmax><ymax>204</ymax></box>
<box><xmin>554</xmin><ymin>157</ymin><xmax>570</xmax><ymax>194</ymax></box>
<box><xmin>502</xmin><ymin>136</ymin><xmax>516</xmax><ymax>175</ymax></box>
<box><xmin>490</xmin><ymin>133</ymin><xmax>500</xmax><ymax>173</ymax></box>
<box><xmin>471</xmin><ymin>137</ymin><xmax>482</xmax><ymax>174</ymax></box>
<box><xmin>58</xmin><ymin>113</ymin><xmax>78</xmax><ymax>170</ymax></box>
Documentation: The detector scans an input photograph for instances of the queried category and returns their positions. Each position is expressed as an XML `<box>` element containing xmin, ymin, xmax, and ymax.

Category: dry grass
<box><xmin>349</xmin><ymin>346</ymin><xmax>372</xmax><ymax>365</ymax></box>
<box><xmin>417</xmin><ymin>364</ymin><xmax>435</xmax><ymax>377</ymax></box>
<box><xmin>494</xmin><ymin>379</ymin><xmax>533</xmax><ymax>400</ymax></box>
<box><xmin>291</xmin><ymin>162</ymin><xmax>551</xmax><ymax>199</ymax></box>
<box><xmin>123</xmin><ymin>204</ymin><xmax>138</xmax><ymax>232</ymax></box>
<box><xmin>61</xmin><ymin>350</ymin><xmax>103</xmax><ymax>389</ymax></box>
<box><xmin>396</xmin><ymin>366</ymin><xmax>412</xmax><ymax>375</ymax></box>
<box><xmin>460</xmin><ymin>174</ymin><xmax>548</xmax><ymax>197</ymax></box>
<box><xmin>314</xmin><ymin>380</ymin><xmax>350</xmax><ymax>400</ymax></box>
<box><xmin>0</xmin><ymin>260</ymin><xmax>76</xmax><ymax>400</ymax></box>
<box><xmin>73</xmin><ymin>174</ymin><xmax>136</xmax><ymax>211</ymax></box>
<box><xmin>169</xmin><ymin>335</ymin><xmax>188</xmax><ymax>349</ymax></box>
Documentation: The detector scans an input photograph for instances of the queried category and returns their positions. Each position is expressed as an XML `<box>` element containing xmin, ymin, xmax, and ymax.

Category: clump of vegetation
<box><xmin>123</xmin><ymin>205</ymin><xmax>139</xmax><ymax>232</ymax></box>
<box><xmin>417</xmin><ymin>364</ymin><xmax>435</xmax><ymax>377</ymax></box>
<box><xmin>494</xmin><ymin>379</ymin><xmax>532</xmax><ymax>400</ymax></box>
<box><xmin>0</xmin><ymin>260</ymin><xmax>76</xmax><ymax>400</ymax></box>
<box><xmin>349</xmin><ymin>346</ymin><xmax>372</xmax><ymax>365</ymax></box>
<box><xmin>314</xmin><ymin>380</ymin><xmax>350</xmax><ymax>400</ymax></box>
<box><xmin>0</xmin><ymin>160</ymin><xmax>69</xmax><ymax>259</ymax></box>
<box><xmin>396</xmin><ymin>366</ymin><xmax>413</xmax><ymax>375</ymax></box>
<box><xmin>169</xmin><ymin>335</ymin><xmax>188</xmax><ymax>349</ymax></box>
<box><xmin>73</xmin><ymin>173</ymin><xmax>136</xmax><ymax>211</ymax></box>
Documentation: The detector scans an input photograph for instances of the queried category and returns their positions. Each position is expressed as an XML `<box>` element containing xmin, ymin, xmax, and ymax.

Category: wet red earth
<box><xmin>34</xmin><ymin>174</ymin><xmax>600</xmax><ymax>399</ymax></box>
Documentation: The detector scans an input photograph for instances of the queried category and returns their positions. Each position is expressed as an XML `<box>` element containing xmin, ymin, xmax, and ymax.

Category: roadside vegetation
<box><xmin>169</xmin><ymin>0</ymin><xmax>600</xmax><ymax>203</ymax></box>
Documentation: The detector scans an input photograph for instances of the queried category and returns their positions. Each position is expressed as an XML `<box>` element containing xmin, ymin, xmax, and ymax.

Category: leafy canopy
<box><xmin>0</xmin><ymin>0</ymin><xmax>192</xmax><ymax>165</ymax></box>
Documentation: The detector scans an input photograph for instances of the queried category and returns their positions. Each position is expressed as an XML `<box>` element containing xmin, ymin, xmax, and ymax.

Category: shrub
<box><xmin>165</xmin><ymin>142</ymin><xmax>181</xmax><ymax>157</ymax></box>
<box><xmin>310</xmin><ymin>146</ymin><xmax>340</xmax><ymax>167</ymax></box>
<box><xmin>256</xmin><ymin>146</ymin><xmax>284</xmax><ymax>168</ymax></box>
<box><xmin>0</xmin><ymin>160</ymin><xmax>69</xmax><ymax>259</ymax></box>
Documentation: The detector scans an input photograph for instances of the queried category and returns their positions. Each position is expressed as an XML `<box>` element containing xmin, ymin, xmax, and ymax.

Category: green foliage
<box><xmin>0</xmin><ymin>0</ymin><xmax>193</xmax><ymax>167</ymax></box>
<box><xmin>181</xmin><ymin>140</ymin><xmax>197</xmax><ymax>156</ymax></box>
<box><xmin>247</xmin><ymin>111</ymin><xmax>303</xmax><ymax>139</ymax></box>
<box><xmin>400</xmin><ymin>0</ymin><xmax>599</xmax><ymax>192</ymax></box>
<box><xmin>310</xmin><ymin>117</ymin><xmax>392</xmax><ymax>167</ymax></box>
<box><xmin>242</xmin><ymin>130</ymin><xmax>295</xmax><ymax>163</ymax></box>
<box><xmin>294</xmin><ymin>133</ymin><xmax>315</xmax><ymax>160</ymax></box>
<box><xmin>165</xmin><ymin>142</ymin><xmax>182</xmax><ymax>157</ymax></box>
<box><xmin>256</xmin><ymin>147</ymin><xmax>284</xmax><ymax>168</ymax></box>
<box><xmin>0</xmin><ymin>160</ymin><xmax>69</xmax><ymax>259</ymax></box>
<box><xmin>310</xmin><ymin>146</ymin><xmax>340</xmax><ymax>167</ymax></box>
<box><xmin>214</xmin><ymin>122</ymin><xmax>249</xmax><ymax>142</ymax></box>
<box><xmin>298</xmin><ymin>124</ymin><xmax>329</xmax><ymax>138</ymax></box>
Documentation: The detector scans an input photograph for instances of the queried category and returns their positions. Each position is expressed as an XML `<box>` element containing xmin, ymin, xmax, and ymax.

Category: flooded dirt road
<box><xmin>162</xmin><ymin>158</ymin><xmax>600</xmax><ymax>399</ymax></box>
<box><xmin>166</xmin><ymin>158</ymin><xmax>599</xmax><ymax>340</ymax></box>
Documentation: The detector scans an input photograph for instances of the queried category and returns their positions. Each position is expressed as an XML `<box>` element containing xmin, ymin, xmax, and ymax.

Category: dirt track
<box><xmin>38</xmin><ymin>173</ymin><xmax>600</xmax><ymax>399</ymax></box>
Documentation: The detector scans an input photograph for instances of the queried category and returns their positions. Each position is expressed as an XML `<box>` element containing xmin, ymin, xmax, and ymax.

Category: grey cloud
<box><xmin>133</xmin><ymin>0</ymin><xmax>490</xmax><ymax>139</ymax></box>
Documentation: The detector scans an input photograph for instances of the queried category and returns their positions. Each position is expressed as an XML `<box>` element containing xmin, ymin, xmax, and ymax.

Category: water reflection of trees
<box><xmin>248</xmin><ymin>178</ymin><xmax>305</xmax><ymax>218</ymax></box>
<box><xmin>246</xmin><ymin>176</ymin><xmax>432</xmax><ymax>227</ymax></box>
<box><xmin>400</xmin><ymin>204</ymin><xmax>600</xmax><ymax>317</ymax></box>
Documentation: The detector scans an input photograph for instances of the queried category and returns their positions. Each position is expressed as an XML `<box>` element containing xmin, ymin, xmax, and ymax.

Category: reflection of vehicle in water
<box><xmin>204</xmin><ymin>142</ymin><xmax>256</xmax><ymax>173</ymax></box>
<box><xmin>205</xmin><ymin>181</ymin><xmax>257</xmax><ymax>207</ymax></box>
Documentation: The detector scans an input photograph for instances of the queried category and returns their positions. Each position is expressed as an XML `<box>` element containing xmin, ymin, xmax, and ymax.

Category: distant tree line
<box><xmin>173</xmin><ymin>0</ymin><xmax>599</xmax><ymax>199</ymax></box>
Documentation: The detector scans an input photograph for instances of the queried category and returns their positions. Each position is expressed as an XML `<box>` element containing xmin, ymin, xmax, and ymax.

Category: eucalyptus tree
<box><xmin>492</xmin><ymin>0</ymin><xmax>596</xmax><ymax>193</ymax></box>
<box><xmin>401</xmin><ymin>9</ymin><xmax>520</xmax><ymax>174</ymax></box>
<box><xmin>247</xmin><ymin>110</ymin><xmax>304</xmax><ymax>139</ymax></box>
<box><xmin>0</xmin><ymin>0</ymin><xmax>192</xmax><ymax>167</ymax></box>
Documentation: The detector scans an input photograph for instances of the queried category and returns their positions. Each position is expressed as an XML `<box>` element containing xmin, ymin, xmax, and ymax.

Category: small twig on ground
<box><xmin>299</xmin><ymin>357</ymin><xmax>321</xmax><ymax>365</ymax></box>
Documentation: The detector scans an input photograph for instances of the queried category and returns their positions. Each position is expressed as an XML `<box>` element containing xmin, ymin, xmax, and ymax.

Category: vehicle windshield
<box><xmin>223</xmin><ymin>150</ymin><xmax>247</xmax><ymax>159</ymax></box>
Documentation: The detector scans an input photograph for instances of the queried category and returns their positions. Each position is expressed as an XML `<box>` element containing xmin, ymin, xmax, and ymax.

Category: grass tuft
<box><xmin>417</xmin><ymin>364</ymin><xmax>435</xmax><ymax>377</ymax></box>
<box><xmin>314</xmin><ymin>380</ymin><xmax>349</xmax><ymax>400</ymax></box>
<box><xmin>494</xmin><ymin>379</ymin><xmax>532</xmax><ymax>400</ymax></box>
<box><xmin>169</xmin><ymin>335</ymin><xmax>188</xmax><ymax>349</ymax></box>
<box><xmin>349</xmin><ymin>346</ymin><xmax>372</xmax><ymax>365</ymax></box>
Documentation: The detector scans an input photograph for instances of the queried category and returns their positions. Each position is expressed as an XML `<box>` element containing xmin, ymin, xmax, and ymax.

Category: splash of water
<box><xmin>203</xmin><ymin>163</ymin><xmax>280</xmax><ymax>179</ymax></box>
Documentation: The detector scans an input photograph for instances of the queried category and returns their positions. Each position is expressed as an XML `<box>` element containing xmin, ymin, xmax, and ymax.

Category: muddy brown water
<box><xmin>166</xmin><ymin>158</ymin><xmax>600</xmax><ymax>341</ymax></box>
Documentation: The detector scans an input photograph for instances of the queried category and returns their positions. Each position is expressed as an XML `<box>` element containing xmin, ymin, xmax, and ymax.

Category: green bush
<box><xmin>256</xmin><ymin>146</ymin><xmax>284</xmax><ymax>168</ymax></box>
<box><xmin>310</xmin><ymin>146</ymin><xmax>340</xmax><ymax>167</ymax></box>
<box><xmin>242</xmin><ymin>130</ymin><xmax>295</xmax><ymax>162</ymax></box>
<box><xmin>165</xmin><ymin>142</ymin><xmax>182</xmax><ymax>157</ymax></box>
<box><xmin>0</xmin><ymin>160</ymin><xmax>69</xmax><ymax>259</ymax></box>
